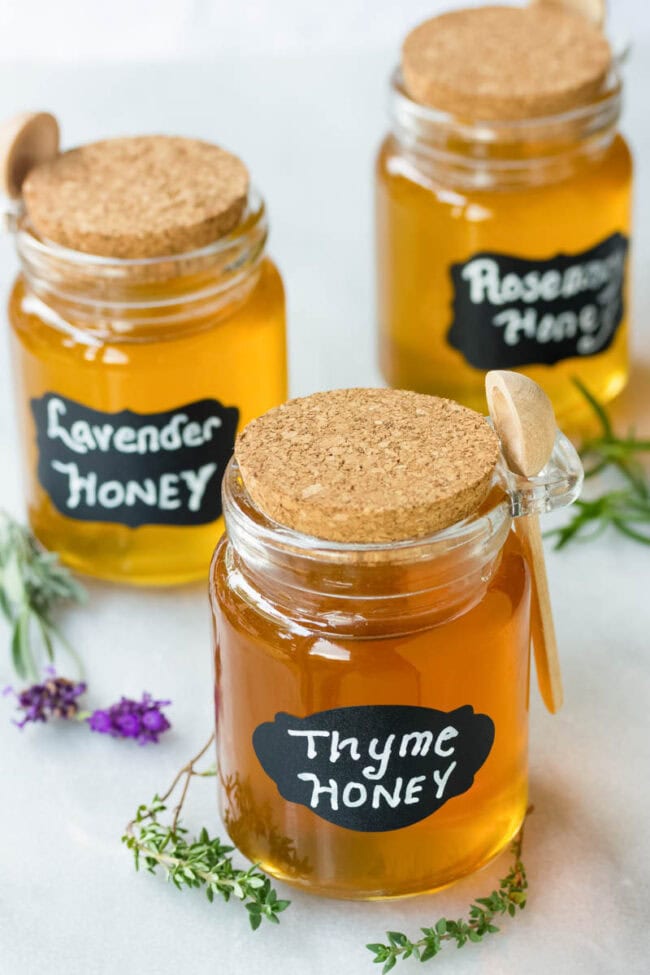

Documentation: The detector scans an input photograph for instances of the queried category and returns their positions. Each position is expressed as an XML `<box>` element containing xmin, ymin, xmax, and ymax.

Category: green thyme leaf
<box><xmin>123</xmin><ymin>735</ymin><xmax>290</xmax><ymax>930</ymax></box>
<box><xmin>366</xmin><ymin>813</ymin><xmax>529</xmax><ymax>967</ymax></box>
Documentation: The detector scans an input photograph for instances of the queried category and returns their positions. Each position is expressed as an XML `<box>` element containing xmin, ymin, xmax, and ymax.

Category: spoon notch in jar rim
<box><xmin>0</xmin><ymin>111</ymin><xmax>59</xmax><ymax>200</ymax></box>
<box><xmin>486</xmin><ymin>370</ymin><xmax>563</xmax><ymax>714</ymax></box>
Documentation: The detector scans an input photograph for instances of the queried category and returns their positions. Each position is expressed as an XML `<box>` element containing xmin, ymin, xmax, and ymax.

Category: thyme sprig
<box><xmin>367</xmin><ymin>818</ymin><xmax>529</xmax><ymax>972</ymax></box>
<box><xmin>0</xmin><ymin>511</ymin><xmax>86</xmax><ymax>680</ymax></box>
<box><xmin>547</xmin><ymin>380</ymin><xmax>650</xmax><ymax>549</ymax></box>
<box><xmin>129</xmin><ymin>737</ymin><xmax>530</xmax><ymax>962</ymax></box>
<box><xmin>123</xmin><ymin>734</ymin><xmax>291</xmax><ymax>930</ymax></box>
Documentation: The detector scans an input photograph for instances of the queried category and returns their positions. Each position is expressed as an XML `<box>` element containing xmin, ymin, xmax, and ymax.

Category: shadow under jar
<box><xmin>9</xmin><ymin>188</ymin><xmax>286</xmax><ymax>585</ymax></box>
<box><xmin>210</xmin><ymin>397</ymin><xmax>581</xmax><ymax>900</ymax></box>
<box><xmin>376</xmin><ymin>5</ymin><xmax>633</xmax><ymax>430</ymax></box>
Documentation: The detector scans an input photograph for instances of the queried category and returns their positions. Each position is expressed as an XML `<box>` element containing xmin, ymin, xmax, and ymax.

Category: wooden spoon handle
<box><xmin>516</xmin><ymin>514</ymin><xmax>563</xmax><ymax>714</ymax></box>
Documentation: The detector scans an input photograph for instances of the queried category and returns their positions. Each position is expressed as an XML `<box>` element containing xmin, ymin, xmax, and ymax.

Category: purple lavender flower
<box><xmin>7</xmin><ymin>675</ymin><xmax>87</xmax><ymax>728</ymax></box>
<box><xmin>87</xmin><ymin>693</ymin><xmax>171</xmax><ymax>744</ymax></box>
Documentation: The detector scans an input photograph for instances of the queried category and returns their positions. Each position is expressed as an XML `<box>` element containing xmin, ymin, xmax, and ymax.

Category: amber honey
<box><xmin>210</xmin><ymin>382</ymin><xmax>583</xmax><ymax>899</ymax></box>
<box><xmin>9</xmin><ymin>195</ymin><xmax>287</xmax><ymax>584</ymax></box>
<box><xmin>376</xmin><ymin>7</ymin><xmax>633</xmax><ymax>432</ymax></box>
<box><xmin>376</xmin><ymin>126</ymin><xmax>632</xmax><ymax>429</ymax></box>
<box><xmin>212</xmin><ymin>466</ymin><xmax>531</xmax><ymax>899</ymax></box>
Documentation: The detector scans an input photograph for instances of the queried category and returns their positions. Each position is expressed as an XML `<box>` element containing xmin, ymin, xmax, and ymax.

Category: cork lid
<box><xmin>22</xmin><ymin>135</ymin><xmax>250</xmax><ymax>258</ymax></box>
<box><xmin>401</xmin><ymin>5</ymin><xmax>612</xmax><ymax>121</ymax></box>
<box><xmin>235</xmin><ymin>388</ymin><xmax>500</xmax><ymax>544</ymax></box>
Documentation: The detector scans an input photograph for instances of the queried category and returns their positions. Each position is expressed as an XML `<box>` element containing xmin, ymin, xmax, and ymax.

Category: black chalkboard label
<box><xmin>253</xmin><ymin>705</ymin><xmax>494</xmax><ymax>832</ymax></box>
<box><xmin>447</xmin><ymin>233</ymin><xmax>629</xmax><ymax>369</ymax></box>
<box><xmin>30</xmin><ymin>393</ymin><xmax>239</xmax><ymax>527</ymax></box>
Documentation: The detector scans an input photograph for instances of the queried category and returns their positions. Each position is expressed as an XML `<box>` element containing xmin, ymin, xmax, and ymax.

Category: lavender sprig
<box><xmin>0</xmin><ymin>512</ymin><xmax>86</xmax><ymax>680</ymax></box>
<box><xmin>6</xmin><ymin>675</ymin><xmax>171</xmax><ymax>744</ymax></box>
<box><xmin>4</xmin><ymin>673</ymin><xmax>87</xmax><ymax>728</ymax></box>
<box><xmin>88</xmin><ymin>693</ymin><xmax>171</xmax><ymax>744</ymax></box>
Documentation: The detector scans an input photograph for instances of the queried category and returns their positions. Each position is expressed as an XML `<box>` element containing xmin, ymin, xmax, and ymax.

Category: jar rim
<box><xmin>217</xmin><ymin>436</ymin><xmax>581</xmax><ymax>633</ymax></box>
<box><xmin>222</xmin><ymin>426</ymin><xmax>583</xmax><ymax>567</ymax></box>
<box><xmin>222</xmin><ymin>456</ymin><xmax>512</xmax><ymax>567</ymax></box>
<box><xmin>11</xmin><ymin>188</ymin><xmax>269</xmax><ymax>331</ymax></box>
<box><xmin>218</xmin><ymin>458</ymin><xmax>514</xmax><ymax>634</ymax></box>
<box><xmin>389</xmin><ymin>66</ymin><xmax>623</xmax><ymax>142</ymax></box>
<box><xmin>13</xmin><ymin>186</ymin><xmax>267</xmax><ymax>271</ymax></box>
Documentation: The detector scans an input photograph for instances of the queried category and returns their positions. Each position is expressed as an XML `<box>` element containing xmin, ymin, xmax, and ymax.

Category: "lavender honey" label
<box><xmin>253</xmin><ymin>705</ymin><xmax>494</xmax><ymax>832</ymax></box>
<box><xmin>31</xmin><ymin>393</ymin><xmax>239</xmax><ymax>527</ymax></box>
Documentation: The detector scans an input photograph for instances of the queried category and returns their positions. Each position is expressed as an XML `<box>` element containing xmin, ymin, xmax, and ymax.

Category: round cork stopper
<box><xmin>401</xmin><ymin>5</ymin><xmax>612</xmax><ymax>121</ymax></box>
<box><xmin>235</xmin><ymin>388</ymin><xmax>500</xmax><ymax>544</ymax></box>
<box><xmin>22</xmin><ymin>135</ymin><xmax>250</xmax><ymax>258</ymax></box>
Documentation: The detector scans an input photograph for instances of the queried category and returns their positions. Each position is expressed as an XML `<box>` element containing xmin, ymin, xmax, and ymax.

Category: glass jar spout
<box><xmin>499</xmin><ymin>430</ymin><xmax>584</xmax><ymax>519</ymax></box>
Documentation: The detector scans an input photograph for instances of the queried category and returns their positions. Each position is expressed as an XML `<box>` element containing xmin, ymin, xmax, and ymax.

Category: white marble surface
<box><xmin>0</xmin><ymin>47</ymin><xmax>649</xmax><ymax>975</ymax></box>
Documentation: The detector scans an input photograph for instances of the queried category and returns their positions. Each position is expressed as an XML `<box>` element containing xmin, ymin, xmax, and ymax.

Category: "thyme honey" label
<box><xmin>253</xmin><ymin>705</ymin><xmax>494</xmax><ymax>832</ymax></box>
<box><xmin>447</xmin><ymin>233</ymin><xmax>629</xmax><ymax>369</ymax></box>
<box><xmin>31</xmin><ymin>393</ymin><xmax>239</xmax><ymax>527</ymax></box>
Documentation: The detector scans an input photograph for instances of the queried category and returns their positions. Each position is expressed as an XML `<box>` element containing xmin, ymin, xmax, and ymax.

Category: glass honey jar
<box><xmin>376</xmin><ymin>3</ymin><xmax>633</xmax><ymax>430</ymax></box>
<box><xmin>5</xmin><ymin>123</ymin><xmax>287</xmax><ymax>584</ymax></box>
<box><xmin>210</xmin><ymin>387</ymin><xmax>582</xmax><ymax>899</ymax></box>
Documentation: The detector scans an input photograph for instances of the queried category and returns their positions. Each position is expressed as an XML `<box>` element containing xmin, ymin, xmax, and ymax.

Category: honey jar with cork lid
<box><xmin>2</xmin><ymin>114</ymin><xmax>287</xmax><ymax>584</ymax></box>
<box><xmin>375</xmin><ymin>0</ymin><xmax>632</xmax><ymax>430</ymax></box>
<box><xmin>209</xmin><ymin>381</ymin><xmax>582</xmax><ymax>898</ymax></box>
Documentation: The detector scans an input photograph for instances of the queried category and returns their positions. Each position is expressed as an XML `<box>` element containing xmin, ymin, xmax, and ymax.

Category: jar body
<box><xmin>376</xmin><ymin>130</ymin><xmax>633</xmax><ymax>430</ymax></box>
<box><xmin>211</xmin><ymin>525</ymin><xmax>531</xmax><ymax>899</ymax></box>
<box><xmin>9</xmin><ymin>257</ymin><xmax>287</xmax><ymax>585</ymax></box>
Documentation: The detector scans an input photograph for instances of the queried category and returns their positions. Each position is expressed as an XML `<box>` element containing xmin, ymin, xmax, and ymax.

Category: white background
<box><xmin>0</xmin><ymin>0</ymin><xmax>647</xmax><ymax>58</ymax></box>
<box><xmin>0</xmin><ymin>2</ymin><xmax>649</xmax><ymax>974</ymax></box>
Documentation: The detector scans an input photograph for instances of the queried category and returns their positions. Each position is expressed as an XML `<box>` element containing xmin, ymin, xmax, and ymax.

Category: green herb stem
<box><xmin>123</xmin><ymin>734</ymin><xmax>291</xmax><ymax>930</ymax></box>
<box><xmin>367</xmin><ymin>815</ymin><xmax>529</xmax><ymax>971</ymax></box>
<box><xmin>0</xmin><ymin>511</ymin><xmax>86</xmax><ymax>680</ymax></box>
<box><xmin>546</xmin><ymin>380</ymin><xmax>650</xmax><ymax>549</ymax></box>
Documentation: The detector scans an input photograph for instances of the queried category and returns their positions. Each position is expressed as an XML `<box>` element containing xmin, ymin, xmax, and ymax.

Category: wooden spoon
<box><xmin>486</xmin><ymin>370</ymin><xmax>563</xmax><ymax>714</ymax></box>
<box><xmin>0</xmin><ymin>111</ymin><xmax>59</xmax><ymax>199</ymax></box>
<box><xmin>530</xmin><ymin>0</ymin><xmax>606</xmax><ymax>30</ymax></box>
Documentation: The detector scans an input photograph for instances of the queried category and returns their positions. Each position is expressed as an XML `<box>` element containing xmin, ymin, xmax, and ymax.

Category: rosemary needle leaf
<box><xmin>545</xmin><ymin>381</ymin><xmax>650</xmax><ymax>550</ymax></box>
<box><xmin>573</xmin><ymin>377</ymin><xmax>613</xmax><ymax>437</ymax></box>
<box><xmin>0</xmin><ymin>511</ymin><xmax>86</xmax><ymax>680</ymax></box>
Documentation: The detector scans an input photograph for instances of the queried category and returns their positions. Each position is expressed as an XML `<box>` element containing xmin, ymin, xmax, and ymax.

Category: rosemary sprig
<box><xmin>547</xmin><ymin>380</ymin><xmax>650</xmax><ymax>549</ymax></box>
<box><xmin>0</xmin><ymin>511</ymin><xmax>86</xmax><ymax>680</ymax></box>
<box><xmin>367</xmin><ymin>818</ymin><xmax>529</xmax><ymax>972</ymax></box>
<box><xmin>123</xmin><ymin>734</ymin><xmax>291</xmax><ymax>929</ymax></box>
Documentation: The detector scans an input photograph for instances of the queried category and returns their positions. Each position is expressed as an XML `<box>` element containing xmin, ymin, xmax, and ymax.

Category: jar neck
<box><xmin>388</xmin><ymin>68</ymin><xmax>623</xmax><ymax>191</ymax></box>
<box><xmin>13</xmin><ymin>189</ymin><xmax>268</xmax><ymax>341</ymax></box>
<box><xmin>218</xmin><ymin>459</ymin><xmax>513</xmax><ymax>638</ymax></box>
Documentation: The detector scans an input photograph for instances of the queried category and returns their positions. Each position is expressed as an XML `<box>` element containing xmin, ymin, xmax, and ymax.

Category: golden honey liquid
<box><xmin>212</xmin><ymin>530</ymin><xmax>530</xmax><ymax>899</ymax></box>
<box><xmin>376</xmin><ymin>134</ymin><xmax>633</xmax><ymax>432</ymax></box>
<box><xmin>9</xmin><ymin>259</ymin><xmax>287</xmax><ymax>585</ymax></box>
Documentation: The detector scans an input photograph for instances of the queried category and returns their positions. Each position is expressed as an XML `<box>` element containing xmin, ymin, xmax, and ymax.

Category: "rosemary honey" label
<box><xmin>31</xmin><ymin>393</ymin><xmax>239</xmax><ymax>527</ymax></box>
<box><xmin>447</xmin><ymin>232</ymin><xmax>629</xmax><ymax>369</ymax></box>
<box><xmin>253</xmin><ymin>705</ymin><xmax>494</xmax><ymax>832</ymax></box>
